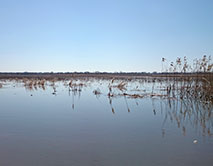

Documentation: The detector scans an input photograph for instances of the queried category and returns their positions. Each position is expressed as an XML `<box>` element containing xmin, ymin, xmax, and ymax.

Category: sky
<box><xmin>0</xmin><ymin>0</ymin><xmax>212</xmax><ymax>72</ymax></box>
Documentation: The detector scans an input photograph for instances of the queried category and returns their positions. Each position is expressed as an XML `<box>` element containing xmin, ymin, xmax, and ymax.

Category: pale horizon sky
<box><xmin>0</xmin><ymin>0</ymin><xmax>212</xmax><ymax>72</ymax></box>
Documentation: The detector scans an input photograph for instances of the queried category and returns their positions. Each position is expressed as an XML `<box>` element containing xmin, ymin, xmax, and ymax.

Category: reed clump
<box><xmin>162</xmin><ymin>55</ymin><xmax>213</xmax><ymax>103</ymax></box>
<box><xmin>68</xmin><ymin>80</ymin><xmax>86</xmax><ymax>93</ymax></box>
<box><xmin>22</xmin><ymin>78</ymin><xmax>46</xmax><ymax>91</ymax></box>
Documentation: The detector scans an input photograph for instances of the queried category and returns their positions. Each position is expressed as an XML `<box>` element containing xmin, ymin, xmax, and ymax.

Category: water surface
<box><xmin>0</xmin><ymin>79</ymin><xmax>212</xmax><ymax>166</ymax></box>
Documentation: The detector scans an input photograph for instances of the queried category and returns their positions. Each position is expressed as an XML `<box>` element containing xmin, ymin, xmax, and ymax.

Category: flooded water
<box><xmin>0</xmin><ymin>79</ymin><xmax>212</xmax><ymax>166</ymax></box>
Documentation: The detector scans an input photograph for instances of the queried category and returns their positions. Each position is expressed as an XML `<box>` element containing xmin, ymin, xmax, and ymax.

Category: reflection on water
<box><xmin>160</xmin><ymin>97</ymin><xmax>213</xmax><ymax>137</ymax></box>
<box><xmin>1</xmin><ymin>77</ymin><xmax>213</xmax><ymax>137</ymax></box>
<box><xmin>0</xmin><ymin>78</ymin><xmax>213</xmax><ymax>166</ymax></box>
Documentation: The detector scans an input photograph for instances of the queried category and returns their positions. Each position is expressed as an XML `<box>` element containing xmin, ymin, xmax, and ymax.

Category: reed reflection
<box><xmin>161</xmin><ymin>97</ymin><xmax>213</xmax><ymax>137</ymax></box>
<box><xmin>68</xmin><ymin>80</ymin><xmax>86</xmax><ymax>110</ymax></box>
<box><xmin>1</xmin><ymin>77</ymin><xmax>213</xmax><ymax>138</ymax></box>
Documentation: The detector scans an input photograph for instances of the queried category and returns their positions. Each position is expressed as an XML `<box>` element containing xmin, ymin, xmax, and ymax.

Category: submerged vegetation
<box><xmin>0</xmin><ymin>56</ymin><xmax>212</xmax><ymax>103</ymax></box>
<box><xmin>0</xmin><ymin>56</ymin><xmax>212</xmax><ymax>137</ymax></box>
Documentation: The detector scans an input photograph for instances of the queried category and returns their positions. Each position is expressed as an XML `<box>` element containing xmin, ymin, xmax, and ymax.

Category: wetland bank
<box><xmin>0</xmin><ymin>71</ymin><xmax>213</xmax><ymax>166</ymax></box>
<box><xmin>1</xmin><ymin>0</ymin><xmax>213</xmax><ymax>165</ymax></box>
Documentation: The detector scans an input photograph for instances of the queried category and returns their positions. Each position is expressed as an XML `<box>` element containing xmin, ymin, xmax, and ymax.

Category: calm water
<box><xmin>0</xmin><ymin>79</ymin><xmax>212</xmax><ymax>166</ymax></box>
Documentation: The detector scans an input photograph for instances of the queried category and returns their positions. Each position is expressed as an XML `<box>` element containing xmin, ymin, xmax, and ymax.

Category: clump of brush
<box><xmin>68</xmin><ymin>80</ymin><xmax>86</xmax><ymax>93</ymax></box>
<box><xmin>162</xmin><ymin>55</ymin><xmax>213</xmax><ymax>103</ymax></box>
<box><xmin>23</xmin><ymin>78</ymin><xmax>46</xmax><ymax>91</ymax></box>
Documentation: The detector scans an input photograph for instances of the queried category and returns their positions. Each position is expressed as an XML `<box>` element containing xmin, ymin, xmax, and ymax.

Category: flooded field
<box><xmin>0</xmin><ymin>77</ymin><xmax>213</xmax><ymax>166</ymax></box>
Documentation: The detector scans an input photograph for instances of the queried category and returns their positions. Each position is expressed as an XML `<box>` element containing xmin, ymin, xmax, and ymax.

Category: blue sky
<box><xmin>0</xmin><ymin>0</ymin><xmax>212</xmax><ymax>72</ymax></box>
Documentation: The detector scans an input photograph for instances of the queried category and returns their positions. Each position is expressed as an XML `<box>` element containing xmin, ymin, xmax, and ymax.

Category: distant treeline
<box><xmin>0</xmin><ymin>71</ymin><xmax>212</xmax><ymax>75</ymax></box>
<box><xmin>0</xmin><ymin>55</ymin><xmax>212</xmax><ymax>78</ymax></box>
<box><xmin>0</xmin><ymin>71</ymin><xmax>212</xmax><ymax>79</ymax></box>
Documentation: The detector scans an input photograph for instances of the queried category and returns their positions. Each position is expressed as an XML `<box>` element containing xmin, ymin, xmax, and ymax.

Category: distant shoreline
<box><xmin>0</xmin><ymin>72</ymin><xmax>212</xmax><ymax>80</ymax></box>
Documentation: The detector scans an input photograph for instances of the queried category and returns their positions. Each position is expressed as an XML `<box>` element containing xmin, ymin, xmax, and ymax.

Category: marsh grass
<box><xmin>160</xmin><ymin>55</ymin><xmax>213</xmax><ymax>103</ymax></box>
<box><xmin>1</xmin><ymin>55</ymin><xmax>212</xmax><ymax>114</ymax></box>
<box><xmin>0</xmin><ymin>69</ymin><xmax>212</xmax><ymax>137</ymax></box>
<box><xmin>22</xmin><ymin>78</ymin><xmax>47</xmax><ymax>91</ymax></box>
